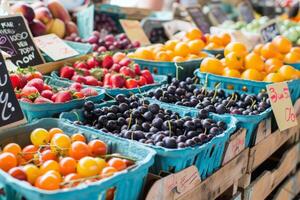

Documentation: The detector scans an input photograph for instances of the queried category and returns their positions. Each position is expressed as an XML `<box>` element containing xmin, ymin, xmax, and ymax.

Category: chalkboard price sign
<box><xmin>186</xmin><ymin>6</ymin><xmax>211</xmax><ymax>34</ymax></box>
<box><xmin>0</xmin><ymin>53</ymin><xmax>25</xmax><ymax>129</ymax></box>
<box><xmin>260</xmin><ymin>20</ymin><xmax>281</xmax><ymax>43</ymax></box>
<box><xmin>0</xmin><ymin>15</ymin><xmax>44</xmax><ymax>68</ymax></box>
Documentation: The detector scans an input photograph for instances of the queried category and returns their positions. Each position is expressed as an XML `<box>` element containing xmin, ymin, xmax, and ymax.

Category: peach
<box><xmin>47</xmin><ymin>18</ymin><xmax>66</xmax><ymax>38</ymax></box>
<box><xmin>65</xmin><ymin>21</ymin><xmax>78</xmax><ymax>36</ymax></box>
<box><xmin>47</xmin><ymin>0</ymin><xmax>71</xmax><ymax>22</ymax></box>
<box><xmin>35</xmin><ymin>7</ymin><xmax>53</xmax><ymax>24</ymax></box>
<box><xmin>11</xmin><ymin>3</ymin><xmax>35</xmax><ymax>23</ymax></box>
<box><xmin>29</xmin><ymin>19</ymin><xmax>46</xmax><ymax>36</ymax></box>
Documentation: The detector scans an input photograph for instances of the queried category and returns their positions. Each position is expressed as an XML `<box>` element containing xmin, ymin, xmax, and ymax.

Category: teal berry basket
<box><xmin>132</xmin><ymin>58</ymin><xmax>205</xmax><ymax>81</ymax></box>
<box><xmin>0</xmin><ymin>118</ymin><xmax>155</xmax><ymax>200</ymax></box>
<box><xmin>203</xmin><ymin>49</ymin><xmax>224</xmax><ymax>58</ymax></box>
<box><xmin>51</xmin><ymin>71</ymin><xmax>168</xmax><ymax>96</ymax></box>
<box><xmin>19</xmin><ymin>76</ymin><xmax>105</xmax><ymax>122</ymax></box>
<box><xmin>59</xmin><ymin>100</ymin><xmax>237</xmax><ymax>180</ymax></box>
<box><xmin>194</xmin><ymin>69</ymin><xmax>300</xmax><ymax>104</ymax></box>
<box><xmin>288</xmin><ymin>63</ymin><xmax>300</xmax><ymax>70</ymax></box>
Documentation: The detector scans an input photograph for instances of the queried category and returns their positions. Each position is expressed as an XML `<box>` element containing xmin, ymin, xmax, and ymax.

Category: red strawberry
<box><xmin>60</xmin><ymin>66</ymin><xmax>75</xmax><ymax>79</ymax></box>
<box><xmin>119</xmin><ymin>58</ymin><xmax>131</xmax><ymax>66</ymax></box>
<box><xmin>55</xmin><ymin>91</ymin><xmax>72</xmax><ymax>103</ymax></box>
<box><xmin>125</xmin><ymin>79</ymin><xmax>138</xmax><ymax>89</ymax></box>
<box><xmin>34</xmin><ymin>96</ymin><xmax>53</xmax><ymax>104</ymax></box>
<box><xmin>41</xmin><ymin>90</ymin><xmax>53</xmax><ymax>99</ymax></box>
<box><xmin>102</xmin><ymin>55</ymin><xmax>114</xmax><ymax>69</ymax></box>
<box><xmin>141</xmin><ymin>70</ymin><xmax>154</xmax><ymax>84</ymax></box>
<box><xmin>81</xmin><ymin>88</ymin><xmax>98</xmax><ymax>96</ymax></box>
<box><xmin>71</xmin><ymin>75</ymin><xmax>86</xmax><ymax>84</ymax></box>
<box><xmin>75</xmin><ymin>68</ymin><xmax>90</xmax><ymax>76</ymax></box>
<box><xmin>43</xmin><ymin>84</ymin><xmax>52</xmax><ymax>90</ymax></box>
<box><xmin>25</xmin><ymin>71</ymin><xmax>42</xmax><ymax>81</ymax></box>
<box><xmin>112</xmin><ymin>52</ymin><xmax>126</xmax><ymax>63</ymax></box>
<box><xmin>120</xmin><ymin>67</ymin><xmax>135</xmax><ymax>78</ymax></box>
<box><xmin>103</xmin><ymin>73</ymin><xmax>112</xmax><ymax>87</ymax></box>
<box><xmin>20</xmin><ymin>86</ymin><xmax>39</xmax><ymax>100</ymax></box>
<box><xmin>98</xmin><ymin>81</ymin><xmax>103</xmax><ymax>86</ymax></box>
<box><xmin>73</xmin><ymin>91</ymin><xmax>85</xmax><ymax>99</ymax></box>
<box><xmin>133</xmin><ymin>64</ymin><xmax>141</xmax><ymax>75</ymax></box>
<box><xmin>111</xmin><ymin>63</ymin><xmax>122</xmax><ymax>72</ymax></box>
<box><xmin>20</xmin><ymin>97</ymin><xmax>32</xmax><ymax>103</ymax></box>
<box><xmin>85</xmin><ymin>76</ymin><xmax>98</xmax><ymax>86</ymax></box>
<box><xmin>9</xmin><ymin>74</ymin><xmax>21</xmax><ymax>89</ymax></box>
<box><xmin>18</xmin><ymin>74</ymin><xmax>28</xmax><ymax>88</ymax></box>
<box><xmin>25</xmin><ymin>78</ymin><xmax>44</xmax><ymax>93</ymax></box>
<box><xmin>111</xmin><ymin>74</ymin><xmax>125</xmax><ymax>88</ymax></box>
<box><xmin>137</xmin><ymin>76</ymin><xmax>147</xmax><ymax>86</ymax></box>
<box><xmin>69</xmin><ymin>82</ymin><xmax>82</xmax><ymax>92</ymax></box>
<box><xmin>86</xmin><ymin>57</ymin><xmax>101</xmax><ymax>69</ymax></box>
<box><xmin>73</xmin><ymin>61</ymin><xmax>88</xmax><ymax>69</ymax></box>
<box><xmin>51</xmin><ymin>94</ymin><xmax>57</xmax><ymax>102</ymax></box>
<box><xmin>15</xmin><ymin>92</ymin><xmax>21</xmax><ymax>99</ymax></box>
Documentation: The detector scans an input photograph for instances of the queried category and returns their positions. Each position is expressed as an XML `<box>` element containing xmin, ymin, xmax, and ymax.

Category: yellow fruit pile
<box><xmin>200</xmin><ymin>36</ymin><xmax>300</xmax><ymax>82</ymax></box>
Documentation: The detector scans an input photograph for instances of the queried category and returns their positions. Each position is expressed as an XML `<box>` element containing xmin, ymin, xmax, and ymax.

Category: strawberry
<box><xmin>112</xmin><ymin>52</ymin><xmax>126</xmax><ymax>63</ymax></box>
<box><xmin>111</xmin><ymin>74</ymin><xmax>125</xmax><ymax>88</ymax></box>
<box><xmin>25</xmin><ymin>78</ymin><xmax>44</xmax><ymax>93</ymax></box>
<box><xmin>20</xmin><ymin>97</ymin><xmax>32</xmax><ymax>103</ymax></box>
<box><xmin>60</xmin><ymin>66</ymin><xmax>75</xmax><ymax>79</ymax></box>
<box><xmin>34</xmin><ymin>96</ymin><xmax>53</xmax><ymax>104</ymax></box>
<box><xmin>20</xmin><ymin>86</ymin><xmax>39</xmax><ymax>100</ymax></box>
<box><xmin>111</xmin><ymin>63</ymin><xmax>122</xmax><ymax>72</ymax></box>
<box><xmin>18</xmin><ymin>74</ymin><xmax>28</xmax><ymax>88</ymax></box>
<box><xmin>119</xmin><ymin>57</ymin><xmax>131</xmax><ymax>66</ymax></box>
<box><xmin>86</xmin><ymin>57</ymin><xmax>101</xmax><ymax>69</ymax></box>
<box><xmin>125</xmin><ymin>79</ymin><xmax>138</xmax><ymax>88</ymax></box>
<box><xmin>15</xmin><ymin>92</ymin><xmax>21</xmax><ymax>99</ymax></box>
<box><xmin>55</xmin><ymin>91</ymin><xmax>72</xmax><ymax>103</ymax></box>
<box><xmin>90</xmin><ymin>68</ymin><xmax>104</xmax><ymax>80</ymax></box>
<box><xmin>98</xmin><ymin>81</ymin><xmax>103</xmax><ymax>86</ymax></box>
<box><xmin>141</xmin><ymin>70</ymin><xmax>154</xmax><ymax>84</ymax></box>
<box><xmin>75</xmin><ymin>68</ymin><xmax>90</xmax><ymax>76</ymax></box>
<box><xmin>133</xmin><ymin>64</ymin><xmax>141</xmax><ymax>75</ymax></box>
<box><xmin>51</xmin><ymin>94</ymin><xmax>57</xmax><ymax>102</ymax></box>
<box><xmin>9</xmin><ymin>74</ymin><xmax>21</xmax><ymax>89</ymax></box>
<box><xmin>43</xmin><ymin>84</ymin><xmax>52</xmax><ymax>90</ymax></box>
<box><xmin>81</xmin><ymin>88</ymin><xmax>98</xmax><ymax>97</ymax></box>
<box><xmin>71</xmin><ymin>75</ymin><xmax>86</xmax><ymax>84</ymax></box>
<box><xmin>120</xmin><ymin>66</ymin><xmax>135</xmax><ymax>78</ymax></box>
<box><xmin>73</xmin><ymin>61</ymin><xmax>88</xmax><ymax>69</ymax></box>
<box><xmin>137</xmin><ymin>76</ymin><xmax>147</xmax><ymax>86</ymax></box>
<box><xmin>41</xmin><ymin>90</ymin><xmax>53</xmax><ymax>100</ymax></box>
<box><xmin>73</xmin><ymin>91</ymin><xmax>85</xmax><ymax>99</ymax></box>
<box><xmin>69</xmin><ymin>82</ymin><xmax>82</xmax><ymax>92</ymax></box>
<box><xmin>103</xmin><ymin>73</ymin><xmax>112</xmax><ymax>87</ymax></box>
<box><xmin>102</xmin><ymin>55</ymin><xmax>114</xmax><ymax>69</ymax></box>
<box><xmin>25</xmin><ymin>71</ymin><xmax>42</xmax><ymax>81</ymax></box>
<box><xmin>85</xmin><ymin>76</ymin><xmax>98</xmax><ymax>86</ymax></box>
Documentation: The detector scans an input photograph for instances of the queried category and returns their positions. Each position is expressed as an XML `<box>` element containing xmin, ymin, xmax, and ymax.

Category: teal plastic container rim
<box><xmin>19</xmin><ymin>76</ymin><xmax>106</xmax><ymax>110</ymax></box>
<box><xmin>59</xmin><ymin>100</ymin><xmax>237</xmax><ymax>158</ymax></box>
<box><xmin>288</xmin><ymin>63</ymin><xmax>300</xmax><ymax>70</ymax></box>
<box><xmin>50</xmin><ymin>71</ymin><xmax>168</xmax><ymax>93</ymax></box>
<box><xmin>0</xmin><ymin>118</ymin><xmax>155</xmax><ymax>196</ymax></box>
<box><xmin>203</xmin><ymin>49</ymin><xmax>224</xmax><ymax>55</ymax></box>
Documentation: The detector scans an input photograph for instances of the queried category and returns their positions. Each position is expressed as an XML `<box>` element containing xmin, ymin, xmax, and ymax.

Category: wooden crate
<box><xmin>271</xmin><ymin>168</ymin><xmax>300</xmax><ymax>200</ymax></box>
<box><xmin>242</xmin><ymin>142</ymin><xmax>300</xmax><ymax>200</ymax></box>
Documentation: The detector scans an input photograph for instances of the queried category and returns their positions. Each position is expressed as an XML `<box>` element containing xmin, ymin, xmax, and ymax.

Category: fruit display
<box><xmin>0</xmin><ymin>127</ymin><xmax>134</xmax><ymax>191</ymax></box>
<box><xmin>94</xmin><ymin>13</ymin><xmax>119</xmax><ymax>34</ymax></box>
<box><xmin>10</xmin><ymin>68</ymin><xmax>98</xmax><ymax>104</ymax></box>
<box><xmin>73</xmin><ymin>95</ymin><xmax>229</xmax><ymax>149</ymax></box>
<box><xmin>11</xmin><ymin>0</ymin><xmax>78</xmax><ymax>38</ymax></box>
<box><xmin>65</xmin><ymin>32</ymin><xmax>141</xmax><ymax>53</ymax></box>
<box><xmin>200</xmin><ymin>36</ymin><xmax>300</xmax><ymax>82</ymax></box>
<box><xmin>57</xmin><ymin>53</ymin><xmax>155</xmax><ymax>89</ymax></box>
<box><xmin>147</xmin><ymin>77</ymin><xmax>271</xmax><ymax>115</ymax></box>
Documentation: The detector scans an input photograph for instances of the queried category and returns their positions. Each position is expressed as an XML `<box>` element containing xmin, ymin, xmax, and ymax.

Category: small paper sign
<box><xmin>120</xmin><ymin>19</ymin><xmax>151</xmax><ymax>46</ymax></box>
<box><xmin>34</xmin><ymin>34</ymin><xmax>79</xmax><ymax>61</ymax></box>
<box><xmin>77</xmin><ymin>4</ymin><xmax>94</xmax><ymax>39</ymax></box>
<box><xmin>267</xmin><ymin>82</ymin><xmax>298</xmax><ymax>131</ymax></box>
<box><xmin>162</xmin><ymin>20</ymin><xmax>195</xmax><ymax>39</ymax></box>
<box><xmin>0</xmin><ymin>52</ymin><xmax>25</xmax><ymax>130</ymax></box>
<box><xmin>186</xmin><ymin>6</ymin><xmax>211</xmax><ymax>34</ymax></box>
<box><xmin>260</xmin><ymin>20</ymin><xmax>281</xmax><ymax>43</ymax></box>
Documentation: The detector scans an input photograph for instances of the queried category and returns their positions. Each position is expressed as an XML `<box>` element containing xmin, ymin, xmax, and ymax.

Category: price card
<box><xmin>120</xmin><ymin>19</ymin><xmax>151</xmax><ymax>46</ymax></box>
<box><xmin>266</xmin><ymin>82</ymin><xmax>298</xmax><ymax>131</ymax></box>
<box><xmin>34</xmin><ymin>34</ymin><xmax>79</xmax><ymax>61</ymax></box>
<box><xmin>260</xmin><ymin>19</ymin><xmax>281</xmax><ymax>43</ymax></box>
<box><xmin>77</xmin><ymin>4</ymin><xmax>94</xmax><ymax>39</ymax></box>
<box><xmin>0</xmin><ymin>15</ymin><xmax>44</xmax><ymax>68</ymax></box>
<box><xmin>163</xmin><ymin>20</ymin><xmax>195</xmax><ymax>39</ymax></box>
<box><xmin>0</xmin><ymin>52</ymin><xmax>25</xmax><ymax>130</ymax></box>
<box><xmin>186</xmin><ymin>6</ymin><xmax>211</xmax><ymax>34</ymax></box>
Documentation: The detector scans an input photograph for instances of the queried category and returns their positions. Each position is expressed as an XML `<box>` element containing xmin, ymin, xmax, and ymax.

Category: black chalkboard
<box><xmin>238</xmin><ymin>2</ymin><xmax>255</xmax><ymax>23</ymax></box>
<box><xmin>0</xmin><ymin>15</ymin><xmax>44</xmax><ymax>68</ymax></box>
<box><xmin>186</xmin><ymin>7</ymin><xmax>211</xmax><ymax>34</ymax></box>
<box><xmin>260</xmin><ymin>21</ymin><xmax>281</xmax><ymax>43</ymax></box>
<box><xmin>0</xmin><ymin>53</ymin><xmax>24</xmax><ymax>128</ymax></box>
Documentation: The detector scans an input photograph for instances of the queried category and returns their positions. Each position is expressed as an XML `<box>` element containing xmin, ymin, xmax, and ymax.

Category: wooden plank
<box><xmin>255</xmin><ymin>118</ymin><xmax>272</xmax><ymax>145</ymax></box>
<box><xmin>34</xmin><ymin>54</ymin><xmax>91</xmax><ymax>74</ymax></box>
<box><xmin>177</xmin><ymin>149</ymin><xmax>249</xmax><ymax>200</ymax></box>
<box><xmin>272</xmin><ymin>169</ymin><xmax>300</xmax><ymax>200</ymax></box>
<box><xmin>244</xmin><ymin>143</ymin><xmax>299</xmax><ymax>200</ymax></box>
<box><xmin>248</xmin><ymin>123</ymin><xmax>299</xmax><ymax>173</ymax></box>
<box><xmin>231</xmin><ymin>192</ymin><xmax>242</xmax><ymax>200</ymax></box>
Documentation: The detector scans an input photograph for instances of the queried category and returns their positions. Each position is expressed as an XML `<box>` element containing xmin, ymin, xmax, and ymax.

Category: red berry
<box><xmin>9</xmin><ymin>74</ymin><xmax>21</xmax><ymax>89</ymax></box>
<box><xmin>71</xmin><ymin>75</ymin><xmax>86</xmax><ymax>84</ymax></box>
<box><xmin>111</xmin><ymin>74</ymin><xmax>125</xmax><ymax>88</ymax></box>
<box><xmin>137</xmin><ymin>76</ymin><xmax>147</xmax><ymax>86</ymax></box>
<box><xmin>141</xmin><ymin>70</ymin><xmax>154</xmax><ymax>84</ymax></box>
<box><xmin>125</xmin><ymin>79</ymin><xmax>138</xmax><ymax>88</ymax></box>
<box><xmin>21</xmin><ymin>86</ymin><xmax>39</xmax><ymax>99</ymax></box>
<box><xmin>86</xmin><ymin>57</ymin><xmax>100</xmax><ymax>69</ymax></box>
<box><xmin>102</xmin><ymin>55</ymin><xmax>114</xmax><ymax>69</ymax></box>
<box><xmin>85</xmin><ymin>76</ymin><xmax>98</xmax><ymax>86</ymax></box>
<box><xmin>133</xmin><ymin>64</ymin><xmax>141</xmax><ymax>75</ymax></box>
<box><xmin>34</xmin><ymin>96</ymin><xmax>54</xmax><ymax>104</ymax></box>
<box><xmin>80</xmin><ymin>88</ymin><xmax>98</xmax><ymax>96</ymax></box>
<box><xmin>55</xmin><ymin>91</ymin><xmax>72</xmax><ymax>103</ymax></box>
<box><xmin>41</xmin><ymin>90</ymin><xmax>53</xmax><ymax>99</ymax></box>
<box><xmin>69</xmin><ymin>82</ymin><xmax>82</xmax><ymax>92</ymax></box>
<box><xmin>103</xmin><ymin>73</ymin><xmax>112</xmax><ymax>87</ymax></box>
<box><xmin>8</xmin><ymin>167</ymin><xmax>27</xmax><ymax>181</ymax></box>
<box><xmin>119</xmin><ymin>58</ymin><xmax>131</xmax><ymax>66</ymax></box>
<box><xmin>120</xmin><ymin>67</ymin><xmax>135</xmax><ymax>78</ymax></box>
<box><xmin>25</xmin><ymin>78</ymin><xmax>44</xmax><ymax>93</ymax></box>
<box><xmin>60</xmin><ymin>66</ymin><xmax>75</xmax><ymax>79</ymax></box>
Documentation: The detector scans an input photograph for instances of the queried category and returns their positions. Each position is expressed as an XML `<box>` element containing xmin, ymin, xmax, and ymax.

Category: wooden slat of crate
<box><xmin>247</xmin><ymin>121</ymin><xmax>300</xmax><ymax>173</ymax></box>
<box><xmin>272</xmin><ymin>169</ymin><xmax>300</xmax><ymax>200</ymax></box>
<box><xmin>254</xmin><ymin>118</ymin><xmax>272</xmax><ymax>145</ymax></box>
<box><xmin>244</xmin><ymin>143</ymin><xmax>300</xmax><ymax>200</ymax></box>
<box><xmin>177</xmin><ymin>149</ymin><xmax>249</xmax><ymax>200</ymax></box>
